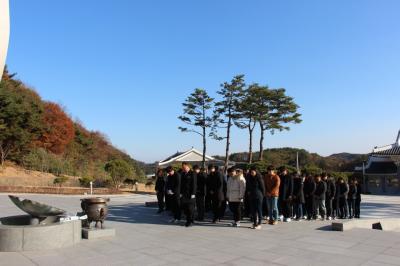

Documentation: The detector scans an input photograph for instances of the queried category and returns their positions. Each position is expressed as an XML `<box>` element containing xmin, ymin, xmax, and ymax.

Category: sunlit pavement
<box><xmin>0</xmin><ymin>193</ymin><xmax>400</xmax><ymax>266</ymax></box>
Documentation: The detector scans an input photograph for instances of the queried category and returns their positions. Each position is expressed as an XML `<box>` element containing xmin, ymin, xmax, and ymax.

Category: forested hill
<box><xmin>0</xmin><ymin>67</ymin><xmax>145</xmax><ymax>183</ymax></box>
<box><xmin>216</xmin><ymin>148</ymin><xmax>367</xmax><ymax>173</ymax></box>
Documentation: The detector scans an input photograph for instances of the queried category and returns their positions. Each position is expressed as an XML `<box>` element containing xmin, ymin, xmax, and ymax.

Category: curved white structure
<box><xmin>0</xmin><ymin>0</ymin><xmax>10</xmax><ymax>80</ymax></box>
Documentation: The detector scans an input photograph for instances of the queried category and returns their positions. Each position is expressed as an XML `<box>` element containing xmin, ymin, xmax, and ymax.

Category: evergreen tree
<box><xmin>250</xmin><ymin>85</ymin><xmax>302</xmax><ymax>161</ymax></box>
<box><xmin>178</xmin><ymin>88</ymin><xmax>214</xmax><ymax>168</ymax></box>
<box><xmin>212</xmin><ymin>75</ymin><xmax>245</xmax><ymax>171</ymax></box>
<box><xmin>234</xmin><ymin>84</ymin><xmax>259</xmax><ymax>164</ymax></box>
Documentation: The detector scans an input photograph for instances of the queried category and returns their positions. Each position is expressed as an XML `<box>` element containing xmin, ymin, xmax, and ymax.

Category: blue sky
<box><xmin>5</xmin><ymin>0</ymin><xmax>400</xmax><ymax>163</ymax></box>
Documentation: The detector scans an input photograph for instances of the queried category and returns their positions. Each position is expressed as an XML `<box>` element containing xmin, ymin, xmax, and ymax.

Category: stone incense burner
<box><xmin>80</xmin><ymin>197</ymin><xmax>110</xmax><ymax>229</ymax></box>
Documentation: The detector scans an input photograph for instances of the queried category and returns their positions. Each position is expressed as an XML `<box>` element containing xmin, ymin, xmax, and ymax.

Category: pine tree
<box><xmin>178</xmin><ymin>88</ymin><xmax>214</xmax><ymax>168</ymax></box>
<box><xmin>212</xmin><ymin>75</ymin><xmax>245</xmax><ymax>171</ymax></box>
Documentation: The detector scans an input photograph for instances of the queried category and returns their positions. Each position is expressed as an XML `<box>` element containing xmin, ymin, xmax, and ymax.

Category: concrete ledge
<box><xmin>82</xmin><ymin>228</ymin><xmax>115</xmax><ymax>240</ymax></box>
<box><xmin>332</xmin><ymin>218</ymin><xmax>400</xmax><ymax>232</ymax></box>
<box><xmin>0</xmin><ymin>215</ymin><xmax>81</xmax><ymax>252</ymax></box>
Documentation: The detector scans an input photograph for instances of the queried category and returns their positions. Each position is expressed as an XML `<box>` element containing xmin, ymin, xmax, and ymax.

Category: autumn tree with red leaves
<box><xmin>38</xmin><ymin>102</ymin><xmax>75</xmax><ymax>154</ymax></box>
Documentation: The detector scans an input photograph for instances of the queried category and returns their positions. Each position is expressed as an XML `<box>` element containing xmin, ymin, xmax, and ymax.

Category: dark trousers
<box><xmin>339</xmin><ymin>198</ymin><xmax>348</xmax><ymax>218</ymax></box>
<box><xmin>171</xmin><ymin>196</ymin><xmax>181</xmax><ymax>220</ymax></box>
<box><xmin>326</xmin><ymin>198</ymin><xmax>333</xmax><ymax>218</ymax></box>
<box><xmin>196</xmin><ymin>194</ymin><xmax>205</xmax><ymax>220</ymax></box>
<box><xmin>355</xmin><ymin>199</ymin><xmax>361</xmax><ymax>218</ymax></box>
<box><xmin>262</xmin><ymin>197</ymin><xmax>269</xmax><ymax>217</ymax></box>
<box><xmin>229</xmin><ymin>202</ymin><xmax>241</xmax><ymax>222</ymax></box>
<box><xmin>165</xmin><ymin>194</ymin><xmax>172</xmax><ymax>211</ymax></box>
<box><xmin>293</xmin><ymin>201</ymin><xmax>303</xmax><ymax>219</ymax></box>
<box><xmin>211</xmin><ymin>195</ymin><xmax>222</xmax><ymax>221</ymax></box>
<box><xmin>250</xmin><ymin>197</ymin><xmax>263</xmax><ymax>226</ymax></box>
<box><xmin>282</xmin><ymin>199</ymin><xmax>292</xmax><ymax>218</ymax></box>
<box><xmin>305</xmin><ymin>196</ymin><xmax>315</xmax><ymax>219</ymax></box>
<box><xmin>181</xmin><ymin>198</ymin><xmax>195</xmax><ymax>224</ymax></box>
<box><xmin>156</xmin><ymin>192</ymin><xmax>165</xmax><ymax>211</ymax></box>
<box><xmin>333</xmin><ymin>199</ymin><xmax>339</xmax><ymax>218</ymax></box>
<box><xmin>243</xmin><ymin>194</ymin><xmax>250</xmax><ymax>217</ymax></box>
<box><xmin>205</xmin><ymin>194</ymin><xmax>212</xmax><ymax>212</ymax></box>
<box><xmin>220</xmin><ymin>200</ymin><xmax>227</xmax><ymax>219</ymax></box>
<box><xmin>347</xmin><ymin>199</ymin><xmax>355</xmax><ymax>218</ymax></box>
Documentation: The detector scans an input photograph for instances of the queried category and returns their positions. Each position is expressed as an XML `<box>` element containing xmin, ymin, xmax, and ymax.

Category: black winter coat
<box><xmin>180</xmin><ymin>170</ymin><xmax>197</xmax><ymax>199</ymax></box>
<box><xmin>246</xmin><ymin>173</ymin><xmax>265</xmax><ymax>200</ymax></box>
<box><xmin>314</xmin><ymin>181</ymin><xmax>327</xmax><ymax>200</ymax></box>
<box><xmin>348</xmin><ymin>184</ymin><xmax>357</xmax><ymax>200</ymax></box>
<box><xmin>303</xmin><ymin>179</ymin><xmax>316</xmax><ymax>199</ymax></box>
<box><xmin>292</xmin><ymin>178</ymin><xmax>305</xmax><ymax>204</ymax></box>
<box><xmin>279</xmin><ymin>174</ymin><xmax>294</xmax><ymax>200</ymax></box>
<box><xmin>196</xmin><ymin>172</ymin><xmax>207</xmax><ymax>196</ymax></box>
<box><xmin>338</xmin><ymin>182</ymin><xmax>349</xmax><ymax>199</ymax></box>
<box><xmin>166</xmin><ymin>172</ymin><xmax>181</xmax><ymax>198</ymax></box>
<box><xmin>155</xmin><ymin>176</ymin><xmax>165</xmax><ymax>193</ymax></box>
<box><xmin>356</xmin><ymin>183</ymin><xmax>362</xmax><ymax>201</ymax></box>
<box><xmin>207</xmin><ymin>171</ymin><xmax>225</xmax><ymax>201</ymax></box>
<box><xmin>325</xmin><ymin>179</ymin><xmax>336</xmax><ymax>200</ymax></box>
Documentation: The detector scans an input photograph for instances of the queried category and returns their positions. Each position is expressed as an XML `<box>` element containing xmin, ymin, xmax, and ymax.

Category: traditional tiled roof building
<box><xmin>356</xmin><ymin>131</ymin><xmax>400</xmax><ymax>194</ymax></box>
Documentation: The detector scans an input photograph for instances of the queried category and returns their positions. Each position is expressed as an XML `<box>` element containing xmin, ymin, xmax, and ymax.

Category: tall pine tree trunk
<box><xmin>248</xmin><ymin>125</ymin><xmax>253</xmax><ymax>164</ymax></box>
<box><xmin>259</xmin><ymin>122</ymin><xmax>265</xmax><ymax>161</ymax></box>
<box><xmin>224</xmin><ymin>116</ymin><xmax>232</xmax><ymax>173</ymax></box>
<box><xmin>202</xmin><ymin>126</ymin><xmax>206</xmax><ymax>169</ymax></box>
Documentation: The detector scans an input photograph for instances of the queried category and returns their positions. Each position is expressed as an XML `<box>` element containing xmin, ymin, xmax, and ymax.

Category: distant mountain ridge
<box><xmin>213</xmin><ymin>147</ymin><xmax>367</xmax><ymax>172</ymax></box>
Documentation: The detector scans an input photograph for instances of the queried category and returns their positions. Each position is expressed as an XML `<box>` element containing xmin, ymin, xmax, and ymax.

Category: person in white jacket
<box><xmin>227</xmin><ymin>168</ymin><xmax>246</xmax><ymax>227</ymax></box>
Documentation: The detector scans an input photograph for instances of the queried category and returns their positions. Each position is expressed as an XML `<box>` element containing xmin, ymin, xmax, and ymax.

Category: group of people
<box><xmin>154</xmin><ymin>162</ymin><xmax>362</xmax><ymax>229</ymax></box>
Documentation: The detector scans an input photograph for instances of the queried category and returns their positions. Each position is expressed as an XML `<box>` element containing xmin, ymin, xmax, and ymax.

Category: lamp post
<box><xmin>0</xmin><ymin>0</ymin><xmax>10</xmax><ymax>80</ymax></box>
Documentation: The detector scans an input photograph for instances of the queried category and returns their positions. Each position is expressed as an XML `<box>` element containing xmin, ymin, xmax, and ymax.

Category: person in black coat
<box><xmin>246</xmin><ymin>167</ymin><xmax>265</xmax><ymax>229</ymax></box>
<box><xmin>180</xmin><ymin>162</ymin><xmax>197</xmax><ymax>227</ymax></box>
<box><xmin>303</xmin><ymin>175</ymin><xmax>316</xmax><ymax>220</ymax></box>
<box><xmin>207</xmin><ymin>165</ymin><xmax>224</xmax><ymax>223</ymax></box>
<box><xmin>322</xmin><ymin>173</ymin><xmax>336</xmax><ymax>220</ymax></box>
<box><xmin>347</xmin><ymin>179</ymin><xmax>357</xmax><ymax>219</ymax></box>
<box><xmin>292</xmin><ymin>174</ymin><xmax>305</xmax><ymax>221</ymax></box>
<box><xmin>166</xmin><ymin>166</ymin><xmax>181</xmax><ymax>222</ymax></box>
<box><xmin>219</xmin><ymin>169</ymin><xmax>228</xmax><ymax>220</ymax></box>
<box><xmin>194</xmin><ymin>165</ymin><xmax>206</xmax><ymax>221</ymax></box>
<box><xmin>355</xmin><ymin>179</ymin><xmax>362</xmax><ymax>218</ymax></box>
<box><xmin>278</xmin><ymin>167</ymin><xmax>294</xmax><ymax>222</ymax></box>
<box><xmin>338</xmin><ymin>177</ymin><xmax>349</xmax><ymax>219</ymax></box>
<box><xmin>155</xmin><ymin>169</ymin><xmax>166</xmax><ymax>214</ymax></box>
<box><xmin>314</xmin><ymin>175</ymin><xmax>327</xmax><ymax>220</ymax></box>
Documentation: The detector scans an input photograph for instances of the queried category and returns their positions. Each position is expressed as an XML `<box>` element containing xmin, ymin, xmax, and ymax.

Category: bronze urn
<box><xmin>80</xmin><ymin>197</ymin><xmax>110</xmax><ymax>229</ymax></box>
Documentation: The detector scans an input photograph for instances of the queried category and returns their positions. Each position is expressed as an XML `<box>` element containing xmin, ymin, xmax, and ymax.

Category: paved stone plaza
<box><xmin>0</xmin><ymin>193</ymin><xmax>400</xmax><ymax>266</ymax></box>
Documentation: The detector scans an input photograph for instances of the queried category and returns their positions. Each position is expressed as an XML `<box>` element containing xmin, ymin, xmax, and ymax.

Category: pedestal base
<box><xmin>82</xmin><ymin>227</ymin><xmax>115</xmax><ymax>240</ymax></box>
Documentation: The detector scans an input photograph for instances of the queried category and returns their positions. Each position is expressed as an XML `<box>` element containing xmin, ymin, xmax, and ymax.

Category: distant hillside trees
<box><xmin>0</xmin><ymin>72</ymin><xmax>43</xmax><ymax>165</ymax></box>
<box><xmin>37</xmin><ymin>102</ymin><xmax>75</xmax><ymax>154</ymax></box>
<box><xmin>105</xmin><ymin>159</ymin><xmax>134</xmax><ymax>189</ymax></box>
<box><xmin>0</xmin><ymin>67</ymin><xmax>146</xmax><ymax>185</ymax></box>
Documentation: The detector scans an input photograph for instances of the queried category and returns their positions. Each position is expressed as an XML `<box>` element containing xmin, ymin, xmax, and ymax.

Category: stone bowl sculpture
<box><xmin>8</xmin><ymin>195</ymin><xmax>66</xmax><ymax>225</ymax></box>
<box><xmin>0</xmin><ymin>195</ymin><xmax>81</xmax><ymax>252</ymax></box>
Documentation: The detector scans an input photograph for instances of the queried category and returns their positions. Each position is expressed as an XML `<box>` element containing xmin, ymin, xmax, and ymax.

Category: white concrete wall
<box><xmin>0</xmin><ymin>0</ymin><xmax>10</xmax><ymax>80</ymax></box>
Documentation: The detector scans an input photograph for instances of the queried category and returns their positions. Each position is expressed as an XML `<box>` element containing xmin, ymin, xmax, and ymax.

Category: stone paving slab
<box><xmin>0</xmin><ymin>193</ymin><xmax>399</xmax><ymax>265</ymax></box>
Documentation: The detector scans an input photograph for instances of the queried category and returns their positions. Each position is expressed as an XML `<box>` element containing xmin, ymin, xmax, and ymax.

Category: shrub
<box><xmin>79</xmin><ymin>176</ymin><xmax>94</xmax><ymax>187</ymax></box>
<box><xmin>53</xmin><ymin>176</ymin><xmax>69</xmax><ymax>187</ymax></box>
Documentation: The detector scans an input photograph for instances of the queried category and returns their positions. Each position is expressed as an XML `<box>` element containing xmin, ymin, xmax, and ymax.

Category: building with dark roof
<box><xmin>356</xmin><ymin>131</ymin><xmax>400</xmax><ymax>194</ymax></box>
<box><xmin>158</xmin><ymin>148</ymin><xmax>235</xmax><ymax>168</ymax></box>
